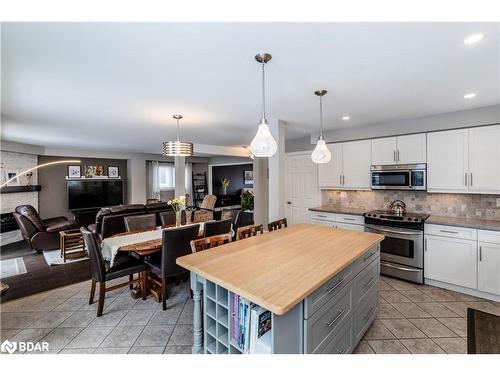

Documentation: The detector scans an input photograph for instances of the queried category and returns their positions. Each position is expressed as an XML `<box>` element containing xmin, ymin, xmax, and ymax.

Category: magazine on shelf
<box><xmin>249</xmin><ymin>305</ymin><xmax>272</xmax><ymax>354</ymax></box>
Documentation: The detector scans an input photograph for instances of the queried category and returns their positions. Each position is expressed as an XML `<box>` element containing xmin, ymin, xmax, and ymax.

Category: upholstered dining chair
<box><xmin>159</xmin><ymin>210</ymin><xmax>186</xmax><ymax>227</ymax></box>
<box><xmin>190</xmin><ymin>233</ymin><xmax>232</xmax><ymax>253</ymax></box>
<box><xmin>267</xmin><ymin>218</ymin><xmax>288</xmax><ymax>232</ymax></box>
<box><xmin>237</xmin><ymin>224</ymin><xmax>264</xmax><ymax>240</ymax></box>
<box><xmin>124</xmin><ymin>213</ymin><xmax>157</xmax><ymax>232</ymax></box>
<box><xmin>145</xmin><ymin>224</ymin><xmax>200</xmax><ymax>310</ymax></box>
<box><xmin>467</xmin><ymin>308</ymin><xmax>500</xmax><ymax>353</ymax></box>
<box><xmin>204</xmin><ymin>219</ymin><xmax>232</xmax><ymax>237</ymax></box>
<box><xmin>185</xmin><ymin>194</ymin><xmax>217</xmax><ymax>224</ymax></box>
<box><xmin>80</xmin><ymin>227</ymin><xmax>147</xmax><ymax>317</ymax></box>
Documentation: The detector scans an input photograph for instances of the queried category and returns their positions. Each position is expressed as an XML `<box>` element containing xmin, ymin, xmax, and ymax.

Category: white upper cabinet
<box><xmin>371</xmin><ymin>134</ymin><xmax>426</xmax><ymax>165</ymax></box>
<box><xmin>371</xmin><ymin>137</ymin><xmax>397</xmax><ymax>165</ymax></box>
<box><xmin>468</xmin><ymin>125</ymin><xmax>500</xmax><ymax>193</ymax></box>
<box><xmin>318</xmin><ymin>143</ymin><xmax>342</xmax><ymax>188</ymax></box>
<box><xmin>427</xmin><ymin>129</ymin><xmax>469</xmax><ymax>192</ymax></box>
<box><xmin>342</xmin><ymin>140</ymin><xmax>371</xmax><ymax>189</ymax></box>
<box><xmin>396</xmin><ymin>134</ymin><xmax>427</xmax><ymax>164</ymax></box>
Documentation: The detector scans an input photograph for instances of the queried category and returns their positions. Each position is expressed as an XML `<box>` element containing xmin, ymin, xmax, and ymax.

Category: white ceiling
<box><xmin>1</xmin><ymin>22</ymin><xmax>499</xmax><ymax>153</ymax></box>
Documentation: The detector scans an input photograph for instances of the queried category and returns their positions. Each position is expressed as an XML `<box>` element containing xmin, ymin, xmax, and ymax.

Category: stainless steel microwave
<box><xmin>370</xmin><ymin>164</ymin><xmax>426</xmax><ymax>191</ymax></box>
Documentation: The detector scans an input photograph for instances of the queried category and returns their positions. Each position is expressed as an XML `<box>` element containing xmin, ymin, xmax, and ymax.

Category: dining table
<box><xmin>104</xmin><ymin>223</ymin><xmax>206</xmax><ymax>301</ymax></box>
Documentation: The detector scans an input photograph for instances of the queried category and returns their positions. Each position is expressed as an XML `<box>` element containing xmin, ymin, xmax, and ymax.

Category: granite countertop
<box><xmin>309</xmin><ymin>206</ymin><xmax>367</xmax><ymax>216</ymax></box>
<box><xmin>426</xmin><ymin>215</ymin><xmax>500</xmax><ymax>232</ymax></box>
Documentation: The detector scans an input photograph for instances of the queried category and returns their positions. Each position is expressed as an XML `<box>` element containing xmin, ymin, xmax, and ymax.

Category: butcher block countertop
<box><xmin>177</xmin><ymin>224</ymin><xmax>384</xmax><ymax>315</ymax></box>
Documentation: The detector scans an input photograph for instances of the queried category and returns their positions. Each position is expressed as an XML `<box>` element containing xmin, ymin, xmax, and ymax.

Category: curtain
<box><xmin>146</xmin><ymin>160</ymin><xmax>160</xmax><ymax>201</ymax></box>
<box><xmin>185</xmin><ymin>162</ymin><xmax>193</xmax><ymax>206</ymax></box>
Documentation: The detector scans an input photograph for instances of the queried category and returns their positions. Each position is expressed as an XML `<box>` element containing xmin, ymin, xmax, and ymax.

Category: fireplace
<box><xmin>0</xmin><ymin>212</ymin><xmax>18</xmax><ymax>233</ymax></box>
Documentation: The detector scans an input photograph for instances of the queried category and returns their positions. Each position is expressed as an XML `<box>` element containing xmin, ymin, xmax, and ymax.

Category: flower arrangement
<box><xmin>221</xmin><ymin>178</ymin><xmax>230</xmax><ymax>194</ymax></box>
<box><xmin>168</xmin><ymin>196</ymin><xmax>186</xmax><ymax>226</ymax></box>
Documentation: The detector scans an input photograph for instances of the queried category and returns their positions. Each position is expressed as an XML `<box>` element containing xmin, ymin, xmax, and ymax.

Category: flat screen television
<box><xmin>67</xmin><ymin>180</ymin><xmax>123</xmax><ymax>210</ymax></box>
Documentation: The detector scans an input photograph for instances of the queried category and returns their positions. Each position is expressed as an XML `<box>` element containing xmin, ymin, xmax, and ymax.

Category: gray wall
<box><xmin>285</xmin><ymin>104</ymin><xmax>500</xmax><ymax>152</ymax></box>
<box><xmin>38</xmin><ymin>156</ymin><xmax>128</xmax><ymax>220</ymax></box>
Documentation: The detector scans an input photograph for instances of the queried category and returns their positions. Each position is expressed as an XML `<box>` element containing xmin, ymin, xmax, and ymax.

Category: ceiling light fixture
<box><xmin>464</xmin><ymin>34</ymin><xmax>484</xmax><ymax>45</ymax></box>
<box><xmin>311</xmin><ymin>90</ymin><xmax>331</xmax><ymax>164</ymax></box>
<box><xmin>249</xmin><ymin>53</ymin><xmax>277</xmax><ymax>158</ymax></box>
<box><xmin>464</xmin><ymin>93</ymin><xmax>476</xmax><ymax>99</ymax></box>
<box><xmin>162</xmin><ymin>114</ymin><xmax>193</xmax><ymax>157</ymax></box>
<box><xmin>342</xmin><ymin>116</ymin><xmax>350</xmax><ymax>121</ymax></box>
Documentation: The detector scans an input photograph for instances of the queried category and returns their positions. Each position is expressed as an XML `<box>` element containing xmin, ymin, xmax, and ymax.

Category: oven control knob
<box><xmin>414</xmin><ymin>218</ymin><xmax>419</xmax><ymax>222</ymax></box>
<box><xmin>366</xmin><ymin>214</ymin><xmax>371</xmax><ymax>217</ymax></box>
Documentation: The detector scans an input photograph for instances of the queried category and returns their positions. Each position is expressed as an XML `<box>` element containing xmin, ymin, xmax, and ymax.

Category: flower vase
<box><xmin>222</xmin><ymin>187</ymin><xmax>227</xmax><ymax>195</ymax></box>
<box><xmin>175</xmin><ymin>210</ymin><xmax>182</xmax><ymax>227</ymax></box>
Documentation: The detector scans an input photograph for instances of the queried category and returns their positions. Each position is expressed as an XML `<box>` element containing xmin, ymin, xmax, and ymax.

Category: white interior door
<box><xmin>285</xmin><ymin>153</ymin><xmax>320</xmax><ymax>225</ymax></box>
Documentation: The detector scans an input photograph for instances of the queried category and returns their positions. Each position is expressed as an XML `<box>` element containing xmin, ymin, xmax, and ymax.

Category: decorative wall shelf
<box><xmin>65</xmin><ymin>177</ymin><xmax>122</xmax><ymax>180</ymax></box>
<box><xmin>0</xmin><ymin>185</ymin><xmax>41</xmax><ymax>194</ymax></box>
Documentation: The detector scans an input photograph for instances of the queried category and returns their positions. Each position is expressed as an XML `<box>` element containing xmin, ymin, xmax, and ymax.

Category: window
<box><xmin>159</xmin><ymin>163</ymin><xmax>175</xmax><ymax>190</ymax></box>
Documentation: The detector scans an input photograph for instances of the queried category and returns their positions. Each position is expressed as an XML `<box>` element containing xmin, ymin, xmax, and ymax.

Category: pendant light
<box><xmin>162</xmin><ymin>114</ymin><xmax>193</xmax><ymax>157</ymax></box>
<box><xmin>311</xmin><ymin>90</ymin><xmax>331</xmax><ymax>164</ymax></box>
<box><xmin>250</xmin><ymin>53</ymin><xmax>278</xmax><ymax>157</ymax></box>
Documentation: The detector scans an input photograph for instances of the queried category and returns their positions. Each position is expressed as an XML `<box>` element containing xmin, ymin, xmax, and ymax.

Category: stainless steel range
<box><xmin>364</xmin><ymin>206</ymin><xmax>429</xmax><ymax>284</ymax></box>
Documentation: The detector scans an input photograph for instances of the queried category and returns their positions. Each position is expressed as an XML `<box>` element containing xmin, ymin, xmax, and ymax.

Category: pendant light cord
<box><xmin>261</xmin><ymin>62</ymin><xmax>266</xmax><ymax>121</ymax></box>
<box><xmin>319</xmin><ymin>95</ymin><xmax>324</xmax><ymax>140</ymax></box>
<box><xmin>176</xmin><ymin>118</ymin><xmax>180</xmax><ymax>143</ymax></box>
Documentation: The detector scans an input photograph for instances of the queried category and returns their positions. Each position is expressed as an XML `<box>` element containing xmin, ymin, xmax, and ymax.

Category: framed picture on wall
<box><xmin>244</xmin><ymin>170</ymin><xmax>254</xmax><ymax>185</ymax></box>
<box><xmin>107</xmin><ymin>166</ymin><xmax>119</xmax><ymax>178</ymax></box>
<box><xmin>67</xmin><ymin>165</ymin><xmax>81</xmax><ymax>178</ymax></box>
<box><xmin>4</xmin><ymin>170</ymin><xmax>18</xmax><ymax>185</ymax></box>
<box><xmin>84</xmin><ymin>165</ymin><xmax>104</xmax><ymax>178</ymax></box>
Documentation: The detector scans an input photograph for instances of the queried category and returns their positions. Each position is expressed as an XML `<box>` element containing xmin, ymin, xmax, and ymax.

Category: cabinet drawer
<box><xmin>304</xmin><ymin>284</ymin><xmax>353</xmax><ymax>354</ymax></box>
<box><xmin>310</xmin><ymin>211</ymin><xmax>336</xmax><ymax>222</ymax></box>
<box><xmin>354</xmin><ymin>283</ymin><xmax>378</xmax><ymax>343</ymax></box>
<box><xmin>336</xmin><ymin>222</ymin><xmax>365</xmax><ymax>232</ymax></box>
<box><xmin>311</xmin><ymin>218</ymin><xmax>335</xmax><ymax>227</ymax></box>
<box><xmin>352</xmin><ymin>245</ymin><xmax>380</xmax><ymax>276</ymax></box>
<box><xmin>478</xmin><ymin>229</ymin><xmax>500</xmax><ymax>244</ymax></box>
<box><xmin>353</xmin><ymin>259</ymin><xmax>379</xmax><ymax>307</ymax></box>
<box><xmin>336</xmin><ymin>214</ymin><xmax>364</xmax><ymax>225</ymax></box>
<box><xmin>304</xmin><ymin>265</ymin><xmax>353</xmax><ymax>319</ymax></box>
<box><xmin>424</xmin><ymin>224</ymin><xmax>477</xmax><ymax>241</ymax></box>
<box><xmin>320</xmin><ymin>318</ymin><xmax>353</xmax><ymax>354</ymax></box>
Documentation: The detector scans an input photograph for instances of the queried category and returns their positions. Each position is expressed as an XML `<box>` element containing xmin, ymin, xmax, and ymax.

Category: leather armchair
<box><xmin>185</xmin><ymin>194</ymin><xmax>217</xmax><ymax>224</ymax></box>
<box><xmin>13</xmin><ymin>205</ymin><xmax>78</xmax><ymax>252</ymax></box>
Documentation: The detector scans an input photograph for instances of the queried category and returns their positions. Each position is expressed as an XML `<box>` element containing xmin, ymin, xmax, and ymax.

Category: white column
<box><xmin>268</xmin><ymin>119</ymin><xmax>286</xmax><ymax>222</ymax></box>
<box><xmin>174</xmin><ymin>156</ymin><xmax>186</xmax><ymax>198</ymax></box>
<box><xmin>126</xmin><ymin>158</ymin><xmax>147</xmax><ymax>204</ymax></box>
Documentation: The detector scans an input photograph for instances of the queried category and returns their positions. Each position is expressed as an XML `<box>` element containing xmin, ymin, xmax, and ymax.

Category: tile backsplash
<box><xmin>322</xmin><ymin>190</ymin><xmax>500</xmax><ymax>220</ymax></box>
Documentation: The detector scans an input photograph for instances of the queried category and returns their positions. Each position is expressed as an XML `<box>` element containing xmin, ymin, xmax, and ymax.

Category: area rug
<box><xmin>1</xmin><ymin>257</ymin><xmax>27</xmax><ymax>278</ymax></box>
<box><xmin>42</xmin><ymin>249</ymin><xmax>89</xmax><ymax>266</ymax></box>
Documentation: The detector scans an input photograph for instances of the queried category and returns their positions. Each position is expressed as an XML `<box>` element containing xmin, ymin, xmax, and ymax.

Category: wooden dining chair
<box><xmin>267</xmin><ymin>218</ymin><xmax>288</xmax><ymax>232</ymax></box>
<box><xmin>124</xmin><ymin>213</ymin><xmax>157</xmax><ymax>232</ymax></box>
<box><xmin>237</xmin><ymin>224</ymin><xmax>264</xmax><ymax>240</ymax></box>
<box><xmin>80</xmin><ymin>227</ymin><xmax>147</xmax><ymax>317</ymax></box>
<box><xmin>467</xmin><ymin>307</ymin><xmax>500</xmax><ymax>353</ymax></box>
<box><xmin>145</xmin><ymin>224</ymin><xmax>200</xmax><ymax>310</ymax></box>
<box><xmin>190</xmin><ymin>233</ymin><xmax>232</xmax><ymax>253</ymax></box>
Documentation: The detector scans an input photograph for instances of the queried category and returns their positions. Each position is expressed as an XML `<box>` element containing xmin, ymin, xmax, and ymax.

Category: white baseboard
<box><xmin>425</xmin><ymin>278</ymin><xmax>500</xmax><ymax>303</ymax></box>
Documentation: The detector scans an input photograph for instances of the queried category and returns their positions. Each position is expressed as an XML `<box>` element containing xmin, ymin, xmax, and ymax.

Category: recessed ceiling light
<box><xmin>342</xmin><ymin>116</ymin><xmax>350</xmax><ymax>121</ymax></box>
<box><xmin>464</xmin><ymin>34</ymin><xmax>484</xmax><ymax>45</ymax></box>
<box><xmin>464</xmin><ymin>93</ymin><xmax>476</xmax><ymax>99</ymax></box>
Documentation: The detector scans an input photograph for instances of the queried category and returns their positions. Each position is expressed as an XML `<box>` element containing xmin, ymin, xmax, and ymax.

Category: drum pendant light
<box><xmin>311</xmin><ymin>90</ymin><xmax>331</xmax><ymax>164</ymax></box>
<box><xmin>162</xmin><ymin>114</ymin><xmax>193</xmax><ymax>157</ymax></box>
<box><xmin>249</xmin><ymin>53</ymin><xmax>277</xmax><ymax>157</ymax></box>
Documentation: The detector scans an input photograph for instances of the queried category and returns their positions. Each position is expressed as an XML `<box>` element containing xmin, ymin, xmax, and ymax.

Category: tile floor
<box><xmin>352</xmin><ymin>276</ymin><xmax>500</xmax><ymax>354</ymax></box>
<box><xmin>2</xmin><ymin>275</ymin><xmax>500</xmax><ymax>354</ymax></box>
<box><xmin>0</xmin><ymin>277</ymin><xmax>193</xmax><ymax>354</ymax></box>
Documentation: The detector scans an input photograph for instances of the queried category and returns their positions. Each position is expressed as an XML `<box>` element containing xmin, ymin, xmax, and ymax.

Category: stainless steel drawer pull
<box><xmin>326</xmin><ymin>278</ymin><xmax>345</xmax><ymax>293</ymax></box>
<box><xmin>342</xmin><ymin>217</ymin><xmax>356</xmax><ymax>221</ymax></box>
<box><xmin>479</xmin><ymin>246</ymin><xmax>482</xmax><ymax>262</ymax></box>
<box><xmin>363</xmin><ymin>306</ymin><xmax>376</xmax><ymax>321</ymax></box>
<box><xmin>363</xmin><ymin>251</ymin><xmax>376</xmax><ymax>261</ymax></box>
<box><xmin>325</xmin><ymin>309</ymin><xmax>346</xmax><ymax>327</ymax></box>
<box><xmin>317</xmin><ymin>214</ymin><xmax>327</xmax><ymax>218</ymax></box>
<box><xmin>363</xmin><ymin>276</ymin><xmax>375</xmax><ymax>288</ymax></box>
<box><xmin>440</xmin><ymin>230</ymin><xmax>459</xmax><ymax>234</ymax></box>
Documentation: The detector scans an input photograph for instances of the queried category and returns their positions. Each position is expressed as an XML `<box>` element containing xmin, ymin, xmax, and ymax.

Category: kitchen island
<box><xmin>177</xmin><ymin>224</ymin><xmax>384</xmax><ymax>354</ymax></box>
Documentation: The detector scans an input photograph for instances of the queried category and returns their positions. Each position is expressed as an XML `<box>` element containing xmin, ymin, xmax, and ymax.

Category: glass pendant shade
<box><xmin>162</xmin><ymin>141</ymin><xmax>193</xmax><ymax>157</ymax></box>
<box><xmin>311</xmin><ymin>138</ymin><xmax>331</xmax><ymax>163</ymax></box>
<box><xmin>250</xmin><ymin>120</ymin><xmax>278</xmax><ymax>157</ymax></box>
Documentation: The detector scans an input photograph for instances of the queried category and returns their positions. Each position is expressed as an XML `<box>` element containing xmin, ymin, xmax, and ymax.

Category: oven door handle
<box><xmin>380</xmin><ymin>261</ymin><xmax>422</xmax><ymax>272</ymax></box>
<box><xmin>365</xmin><ymin>225</ymin><xmax>421</xmax><ymax>236</ymax></box>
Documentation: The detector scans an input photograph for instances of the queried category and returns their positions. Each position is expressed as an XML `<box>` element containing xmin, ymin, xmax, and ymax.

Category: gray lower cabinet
<box><xmin>303</xmin><ymin>245</ymin><xmax>380</xmax><ymax>354</ymax></box>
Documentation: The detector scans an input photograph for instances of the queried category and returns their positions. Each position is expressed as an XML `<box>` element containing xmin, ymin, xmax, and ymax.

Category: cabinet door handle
<box><xmin>440</xmin><ymin>229</ymin><xmax>459</xmax><ymax>234</ymax></box>
<box><xmin>393</xmin><ymin>150</ymin><xmax>396</xmax><ymax>162</ymax></box>
<box><xmin>470</xmin><ymin>173</ymin><xmax>473</xmax><ymax>187</ymax></box>
<box><xmin>363</xmin><ymin>251</ymin><xmax>376</xmax><ymax>261</ymax></box>
<box><xmin>363</xmin><ymin>276</ymin><xmax>376</xmax><ymax>288</ymax></box>
<box><xmin>339</xmin><ymin>174</ymin><xmax>342</xmax><ymax>185</ymax></box>
<box><xmin>325</xmin><ymin>309</ymin><xmax>346</xmax><ymax>327</ymax></box>
<box><xmin>479</xmin><ymin>246</ymin><xmax>482</xmax><ymax>262</ymax></box>
<box><xmin>326</xmin><ymin>277</ymin><xmax>345</xmax><ymax>293</ymax></box>
<box><xmin>465</xmin><ymin>172</ymin><xmax>468</xmax><ymax>187</ymax></box>
<box><xmin>363</xmin><ymin>306</ymin><xmax>376</xmax><ymax>321</ymax></box>
<box><xmin>424</xmin><ymin>238</ymin><xmax>427</xmax><ymax>252</ymax></box>
<box><xmin>397</xmin><ymin>150</ymin><xmax>400</xmax><ymax>163</ymax></box>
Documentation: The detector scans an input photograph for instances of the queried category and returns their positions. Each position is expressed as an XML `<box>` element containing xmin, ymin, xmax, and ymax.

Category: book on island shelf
<box><xmin>231</xmin><ymin>294</ymin><xmax>272</xmax><ymax>354</ymax></box>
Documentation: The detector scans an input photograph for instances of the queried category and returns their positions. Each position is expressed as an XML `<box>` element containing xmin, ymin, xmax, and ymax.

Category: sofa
<box><xmin>13</xmin><ymin>205</ymin><xmax>78</xmax><ymax>251</ymax></box>
<box><xmin>89</xmin><ymin>202</ymin><xmax>174</xmax><ymax>240</ymax></box>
